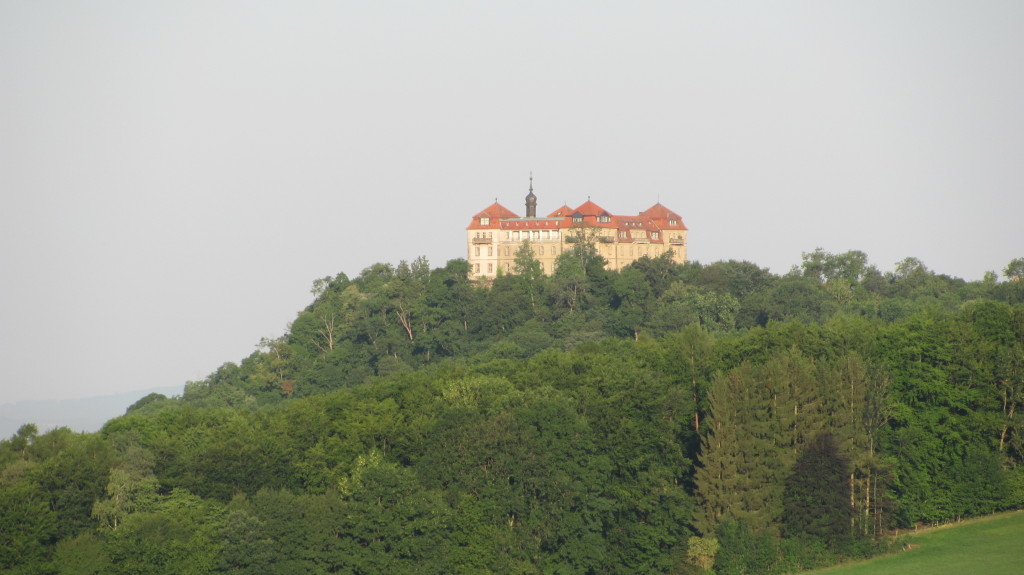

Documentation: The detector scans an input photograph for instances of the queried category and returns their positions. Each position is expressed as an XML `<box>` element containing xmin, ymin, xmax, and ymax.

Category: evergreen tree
<box><xmin>782</xmin><ymin>432</ymin><xmax>853</xmax><ymax>544</ymax></box>
<box><xmin>696</xmin><ymin>364</ymin><xmax>780</xmax><ymax>535</ymax></box>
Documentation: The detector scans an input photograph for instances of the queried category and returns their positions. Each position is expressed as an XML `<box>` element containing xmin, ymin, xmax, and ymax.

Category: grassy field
<box><xmin>806</xmin><ymin>511</ymin><xmax>1024</xmax><ymax>575</ymax></box>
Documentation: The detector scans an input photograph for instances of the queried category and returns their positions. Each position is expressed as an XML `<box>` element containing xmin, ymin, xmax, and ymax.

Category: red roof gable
<box><xmin>639</xmin><ymin>203</ymin><xmax>687</xmax><ymax>230</ymax></box>
<box><xmin>572</xmin><ymin>200</ymin><xmax>609</xmax><ymax>217</ymax></box>
<box><xmin>467</xmin><ymin>202</ymin><xmax>520</xmax><ymax>229</ymax></box>
<box><xmin>547</xmin><ymin>205</ymin><xmax>573</xmax><ymax>218</ymax></box>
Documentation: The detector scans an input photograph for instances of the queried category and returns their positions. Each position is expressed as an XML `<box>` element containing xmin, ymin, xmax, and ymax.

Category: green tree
<box><xmin>801</xmin><ymin>248</ymin><xmax>870</xmax><ymax>284</ymax></box>
<box><xmin>683</xmin><ymin>286</ymin><xmax>740</xmax><ymax>333</ymax></box>
<box><xmin>610</xmin><ymin>266</ymin><xmax>653</xmax><ymax>339</ymax></box>
<box><xmin>646</xmin><ymin>281</ymin><xmax>700</xmax><ymax>335</ymax></box>
<box><xmin>415</xmin><ymin>259</ymin><xmax>479</xmax><ymax>360</ymax></box>
<box><xmin>337</xmin><ymin>454</ymin><xmax>451</xmax><ymax>574</ymax></box>
<box><xmin>1004</xmin><ymin>257</ymin><xmax>1024</xmax><ymax>281</ymax></box>
<box><xmin>625</xmin><ymin>252</ymin><xmax>684</xmax><ymax>297</ymax></box>
<box><xmin>32</xmin><ymin>430</ymin><xmax>116</xmax><ymax>540</ymax></box>
<box><xmin>551</xmin><ymin>228</ymin><xmax>611</xmax><ymax>314</ymax></box>
<box><xmin>104</xmin><ymin>488</ymin><xmax>224</xmax><ymax>575</ymax></box>
<box><xmin>660</xmin><ymin>324</ymin><xmax>717</xmax><ymax>433</ymax></box>
<box><xmin>0</xmin><ymin>464</ymin><xmax>57</xmax><ymax>571</ymax></box>
<box><xmin>714</xmin><ymin>519</ymin><xmax>779</xmax><ymax>575</ymax></box>
<box><xmin>744</xmin><ymin>275</ymin><xmax>837</xmax><ymax>326</ymax></box>
<box><xmin>687</xmin><ymin>535</ymin><xmax>719</xmax><ymax>571</ymax></box>
<box><xmin>217</xmin><ymin>507</ymin><xmax>273</xmax><ymax>575</ymax></box>
<box><xmin>513</xmin><ymin>239</ymin><xmax>543</xmax><ymax>281</ymax></box>
<box><xmin>695</xmin><ymin>364</ymin><xmax>780</xmax><ymax>535</ymax></box>
<box><xmin>783</xmin><ymin>433</ymin><xmax>853</xmax><ymax>544</ymax></box>
<box><xmin>9</xmin><ymin>423</ymin><xmax>38</xmax><ymax>460</ymax></box>
<box><xmin>55</xmin><ymin>532</ymin><xmax>109</xmax><ymax>575</ymax></box>
<box><xmin>92</xmin><ymin>443</ymin><xmax>159</xmax><ymax>531</ymax></box>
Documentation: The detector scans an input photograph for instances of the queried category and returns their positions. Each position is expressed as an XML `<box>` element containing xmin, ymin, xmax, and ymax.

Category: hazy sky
<box><xmin>2</xmin><ymin>1</ymin><xmax>1022</xmax><ymax>404</ymax></box>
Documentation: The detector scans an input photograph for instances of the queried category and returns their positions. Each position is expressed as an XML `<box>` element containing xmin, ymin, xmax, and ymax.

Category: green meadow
<box><xmin>809</xmin><ymin>511</ymin><xmax>1024</xmax><ymax>575</ymax></box>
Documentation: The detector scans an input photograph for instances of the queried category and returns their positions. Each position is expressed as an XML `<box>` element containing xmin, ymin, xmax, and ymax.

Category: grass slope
<box><xmin>810</xmin><ymin>511</ymin><xmax>1024</xmax><ymax>575</ymax></box>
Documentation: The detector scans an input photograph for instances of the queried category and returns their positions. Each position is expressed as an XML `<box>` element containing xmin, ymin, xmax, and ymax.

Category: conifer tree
<box><xmin>782</xmin><ymin>432</ymin><xmax>853</xmax><ymax>543</ymax></box>
<box><xmin>696</xmin><ymin>364</ymin><xmax>780</xmax><ymax>535</ymax></box>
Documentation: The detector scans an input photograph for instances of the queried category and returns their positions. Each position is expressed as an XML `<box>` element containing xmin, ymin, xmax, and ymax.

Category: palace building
<box><xmin>467</xmin><ymin>180</ymin><xmax>688</xmax><ymax>279</ymax></box>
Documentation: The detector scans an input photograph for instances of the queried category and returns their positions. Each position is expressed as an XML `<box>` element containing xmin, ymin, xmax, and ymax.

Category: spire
<box><xmin>525</xmin><ymin>172</ymin><xmax>537</xmax><ymax>217</ymax></box>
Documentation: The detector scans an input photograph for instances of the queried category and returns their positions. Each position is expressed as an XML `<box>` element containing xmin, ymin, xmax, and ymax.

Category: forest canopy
<box><xmin>3</xmin><ymin>246</ymin><xmax>1024</xmax><ymax>574</ymax></box>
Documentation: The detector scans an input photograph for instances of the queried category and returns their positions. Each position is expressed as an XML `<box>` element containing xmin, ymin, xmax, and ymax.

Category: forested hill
<box><xmin>3</xmin><ymin>245</ymin><xmax>1024</xmax><ymax>575</ymax></box>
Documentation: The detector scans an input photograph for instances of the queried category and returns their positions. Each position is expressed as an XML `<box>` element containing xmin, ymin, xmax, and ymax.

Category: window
<box><xmin>598</xmin><ymin>214</ymin><xmax>611</xmax><ymax>223</ymax></box>
<box><xmin>543</xmin><ymin>230</ymin><xmax>550</xmax><ymax>240</ymax></box>
<box><xmin>488</xmin><ymin>247</ymin><xmax>493</xmax><ymax>256</ymax></box>
<box><xmin>669</xmin><ymin>219</ymin><xmax>678</xmax><ymax>226</ymax></box>
<box><xmin>505</xmin><ymin>232</ymin><xmax>510</xmax><ymax>240</ymax></box>
<box><xmin>480</xmin><ymin>217</ymin><xmax>490</xmax><ymax>225</ymax></box>
<box><xmin>573</xmin><ymin>216</ymin><xmax>583</xmax><ymax>223</ymax></box>
<box><xmin>539</xmin><ymin>246</ymin><xmax>545</xmax><ymax>256</ymax></box>
<box><xmin>488</xmin><ymin>263</ymin><xmax>493</xmax><ymax>273</ymax></box>
<box><xmin>651</xmin><ymin>232</ymin><xmax>659</xmax><ymax>240</ymax></box>
<box><xmin>513</xmin><ymin>231</ymin><xmax>520</xmax><ymax>241</ymax></box>
<box><xmin>532</xmin><ymin>230</ymin><xmax>540</xmax><ymax>240</ymax></box>
<box><xmin>505</xmin><ymin>247</ymin><xmax>510</xmax><ymax>256</ymax></box>
<box><xmin>553</xmin><ymin>230</ymin><xmax>560</xmax><ymax>239</ymax></box>
<box><xmin>474</xmin><ymin>264</ymin><xmax>480</xmax><ymax>273</ymax></box>
<box><xmin>474</xmin><ymin>247</ymin><xmax>480</xmax><ymax>256</ymax></box>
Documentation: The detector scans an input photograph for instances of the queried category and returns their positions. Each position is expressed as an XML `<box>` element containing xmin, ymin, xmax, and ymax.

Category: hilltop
<box><xmin>2</xmin><ymin>247</ymin><xmax>1023</xmax><ymax>574</ymax></box>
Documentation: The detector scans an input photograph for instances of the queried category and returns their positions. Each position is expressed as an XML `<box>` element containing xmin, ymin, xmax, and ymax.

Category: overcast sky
<box><xmin>2</xmin><ymin>1</ymin><xmax>1022</xmax><ymax>405</ymax></box>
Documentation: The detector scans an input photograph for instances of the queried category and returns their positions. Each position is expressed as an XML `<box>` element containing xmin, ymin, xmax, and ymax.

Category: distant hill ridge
<box><xmin>0</xmin><ymin>386</ymin><xmax>181</xmax><ymax>438</ymax></box>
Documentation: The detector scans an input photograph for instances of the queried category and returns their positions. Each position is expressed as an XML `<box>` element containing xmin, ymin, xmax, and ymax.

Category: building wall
<box><xmin>468</xmin><ymin>224</ymin><xmax>687</xmax><ymax>280</ymax></box>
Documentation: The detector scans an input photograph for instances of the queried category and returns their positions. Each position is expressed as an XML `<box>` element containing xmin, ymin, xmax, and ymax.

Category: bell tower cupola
<box><xmin>525</xmin><ymin>173</ymin><xmax>537</xmax><ymax>217</ymax></box>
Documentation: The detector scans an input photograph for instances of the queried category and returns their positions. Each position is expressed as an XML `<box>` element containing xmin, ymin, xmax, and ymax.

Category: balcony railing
<box><xmin>471</xmin><ymin>237</ymin><xmax>493</xmax><ymax>245</ymax></box>
<box><xmin>669</xmin><ymin>237</ymin><xmax>685</xmax><ymax>245</ymax></box>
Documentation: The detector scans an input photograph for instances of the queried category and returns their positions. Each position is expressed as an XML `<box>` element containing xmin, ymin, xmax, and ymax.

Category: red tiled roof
<box><xmin>639</xmin><ymin>203</ymin><xmax>688</xmax><ymax>230</ymax></box>
<box><xmin>470</xmin><ymin>199</ymin><xmax>687</xmax><ymax>236</ymax></box>
<box><xmin>467</xmin><ymin>202</ymin><xmax>520</xmax><ymax>229</ymax></box>
<box><xmin>572</xmin><ymin>200</ymin><xmax>608</xmax><ymax>217</ymax></box>
<box><xmin>547</xmin><ymin>205</ymin><xmax>573</xmax><ymax>218</ymax></box>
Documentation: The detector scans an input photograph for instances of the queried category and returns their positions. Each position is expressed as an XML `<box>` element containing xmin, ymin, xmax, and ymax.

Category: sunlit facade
<box><xmin>467</xmin><ymin>182</ymin><xmax>688</xmax><ymax>279</ymax></box>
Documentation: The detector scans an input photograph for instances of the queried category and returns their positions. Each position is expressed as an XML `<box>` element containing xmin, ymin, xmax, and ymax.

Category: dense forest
<box><xmin>4</xmin><ymin>240</ymin><xmax>1024</xmax><ymax>574</ymax></box>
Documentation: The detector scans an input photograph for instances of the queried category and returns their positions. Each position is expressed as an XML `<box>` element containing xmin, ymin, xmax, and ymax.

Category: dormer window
<box><xmin>598</xmin><ymin>214</ymin><xmax>611</xmax><ymax>223</ymax></box>
<box><xmin>480</xmin><ymin>217</ymin><xmax>490</xmax><ymax>226</ymax></box>
<box><xmin>669</xmin><ymin>219</ymin><xmax>678</xmax><ymax>226</ymax></box>
<box><xmin>651</xmin><ymin>232</ymin><xmax>659</xmax><ymax>240</ymax></box>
